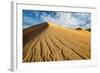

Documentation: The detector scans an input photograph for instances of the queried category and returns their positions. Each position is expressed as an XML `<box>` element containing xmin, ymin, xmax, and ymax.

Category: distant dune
<box><xmin>23</xmin><ymin>22</ymin><xmax>91</xmax><ymax>62</ymax></box>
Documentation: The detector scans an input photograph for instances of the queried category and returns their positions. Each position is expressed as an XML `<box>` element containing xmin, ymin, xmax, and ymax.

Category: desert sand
<box><xmin>23</xmin><ymin>22</ymin><xmax>91</xmax><ymax>62</ymax></box>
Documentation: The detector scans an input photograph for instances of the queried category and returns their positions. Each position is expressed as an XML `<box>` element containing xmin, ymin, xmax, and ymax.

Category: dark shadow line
<box><xmin>23</xmin><ymin>22</ymin><xmax>49</xmax><ymax>47</ymax></box>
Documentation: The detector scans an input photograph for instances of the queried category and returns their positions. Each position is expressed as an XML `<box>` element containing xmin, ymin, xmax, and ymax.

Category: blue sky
<box><xmin>23</xmin><ymin>10</ymin><xmax>91</xmax><ymax>29</ymax></box>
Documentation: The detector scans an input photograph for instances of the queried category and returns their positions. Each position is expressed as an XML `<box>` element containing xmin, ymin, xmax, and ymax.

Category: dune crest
<box><xmin>23</xmin><ymin>22</ymin><xmax>91</xmax><ymax>62</ymax></box>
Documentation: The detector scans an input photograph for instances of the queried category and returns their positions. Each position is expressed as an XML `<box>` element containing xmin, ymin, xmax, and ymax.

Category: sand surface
<box><xmin>23</xmin><ymin>22</ymin><xmax>91</xmax><ymax>62</ymax></box>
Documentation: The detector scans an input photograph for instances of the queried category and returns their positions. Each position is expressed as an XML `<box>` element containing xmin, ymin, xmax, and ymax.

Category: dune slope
<box><xmin>23</xmin><ymin>22</ymin><xmax>91</xmax><ymax>62</ymax></box>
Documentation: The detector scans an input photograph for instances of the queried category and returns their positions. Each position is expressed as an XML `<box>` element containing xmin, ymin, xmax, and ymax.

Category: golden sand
<box><xmin>23</xmin><ymin>22</ymin><xmax>91</xmax><ymax>62</ymax></box>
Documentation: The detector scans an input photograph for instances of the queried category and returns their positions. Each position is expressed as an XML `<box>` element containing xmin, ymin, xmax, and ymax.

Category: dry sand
<box><xmin>23</xmin><ymin>22</ymin><xmax>91</xmax><ymax>62</ymax></box>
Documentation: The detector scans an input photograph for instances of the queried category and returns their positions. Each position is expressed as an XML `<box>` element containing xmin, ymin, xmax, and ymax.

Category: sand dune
<box><xmin>23</xmin><ymin>22</ymin><xmax>91</xmax><ymax>62</ymax></box>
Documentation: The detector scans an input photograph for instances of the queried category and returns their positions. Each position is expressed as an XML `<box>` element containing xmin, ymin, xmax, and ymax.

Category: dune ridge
<box><xmin>23</xmin><ymin>22</ymin><xmax>91</xmax><ymax>62</ymax></box>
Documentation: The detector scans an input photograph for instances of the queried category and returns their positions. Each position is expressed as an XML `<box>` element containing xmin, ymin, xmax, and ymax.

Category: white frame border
<box><xmin>11</xmin><ymin>1</ymin><xmax>97</xmax><ymax>72</ymax></box>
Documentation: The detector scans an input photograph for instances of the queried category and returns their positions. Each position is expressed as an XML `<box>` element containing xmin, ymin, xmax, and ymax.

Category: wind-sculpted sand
<box><xmin>23</xmin><ymin>22</ymin><xmax>91</xmax><ymax>62</ymax></box>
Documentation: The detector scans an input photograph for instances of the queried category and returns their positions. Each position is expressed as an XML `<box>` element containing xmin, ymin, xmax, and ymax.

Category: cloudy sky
<box><xmin>23</xmin><ymin>10</ymin><xmax>91</xmax><ymax>29</ymax></box>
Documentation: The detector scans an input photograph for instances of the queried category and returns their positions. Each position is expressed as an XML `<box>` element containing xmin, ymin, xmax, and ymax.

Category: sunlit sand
<box><xmin>23</xmin><ymin>22</ymin><xmax>91</xmax><ymax>62</ymax></box>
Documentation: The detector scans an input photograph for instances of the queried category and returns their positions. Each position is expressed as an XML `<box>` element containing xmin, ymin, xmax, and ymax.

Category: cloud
<box><xmin>40</xmin><ymin>12</ymin><xmax>91</xmax><ymax>28</ymax></box>
<box><xmin>23</xmin><ymin>10</ymin><xmax>91</xmax><ymax>29</ymax></box>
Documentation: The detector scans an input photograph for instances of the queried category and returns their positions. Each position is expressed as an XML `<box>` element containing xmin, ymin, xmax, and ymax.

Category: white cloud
<box><xmin>41</xmin><ymin>12</ymin><xmax>90</xmax><ymax>28</ymax></box>
<box><xmin>23</xmin><ymin>11</ymin><xmax>91</xmax><ymax>29</ymax></box>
